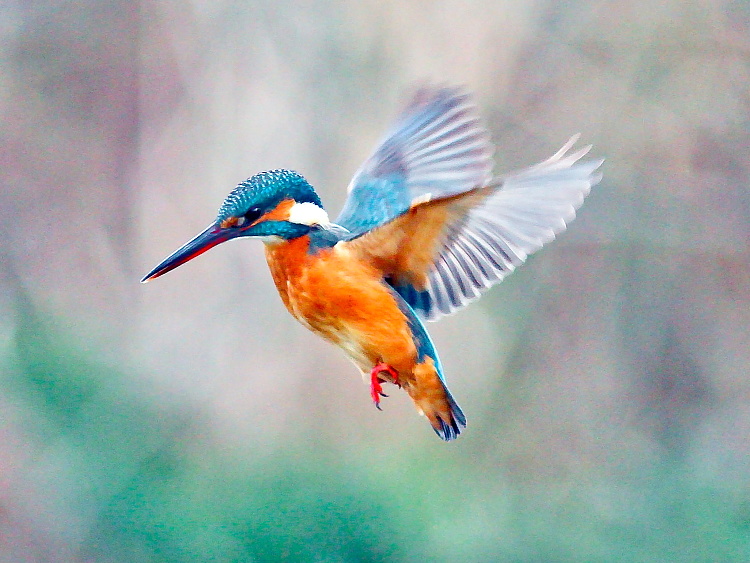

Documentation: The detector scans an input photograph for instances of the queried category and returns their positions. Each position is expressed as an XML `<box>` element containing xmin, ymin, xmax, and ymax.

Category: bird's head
<box><xmin>141</xmin><ymin>169</ymin><xmax>329</xmax><ymax>282</ymax></box>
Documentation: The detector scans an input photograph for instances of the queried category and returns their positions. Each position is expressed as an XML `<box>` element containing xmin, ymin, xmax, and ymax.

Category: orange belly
<box><xmin>264</xmin><ymin>236</ymin><xmax>418</xmax><ymax>380</ymax></box>
<box><xmin>265</xmin><ymin>235</ymin><xmax>465</xmax><ymax>438</ymax></box>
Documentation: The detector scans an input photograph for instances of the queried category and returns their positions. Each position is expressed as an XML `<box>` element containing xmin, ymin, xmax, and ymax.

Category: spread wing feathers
<box><xmin>395</xmin><ymin>135</ymin><xmax>604</xmax><ymax>320</ymax></box>
<box><xmin>335</xmin><ymin>85</ymin><xmax>494</xmax><ymax>235</ymax></box>
<box><xmin>340</xmin><ymin>189</ymin><xmax>491</xmax><ymax>290</ymax></box>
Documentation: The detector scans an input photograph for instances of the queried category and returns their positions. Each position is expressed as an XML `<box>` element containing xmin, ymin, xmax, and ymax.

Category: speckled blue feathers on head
<box><xmin>217</xmin><ymin>169</ymin><xmax>323</xmax><ymax>222</ymax></box>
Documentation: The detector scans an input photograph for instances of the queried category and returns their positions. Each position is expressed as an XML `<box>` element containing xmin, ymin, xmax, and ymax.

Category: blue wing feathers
<box><xmin>389</xmin><ymin>287</ymin><xmax>444</xmax><ymax>380</ymax></box>
<box><xmin>336</xmin><ymin>177</ymin><xmax>411</xmax><ymax>235</ymax></box>
<box><xmin>337</xmin><ymin>86</ymin><xmax>602</xmax><ymax>323</ymax></box>
<box><xmin>336</xmin><ymin>86</ymin><xmax>494</xmax><ymax>236</ymax></box>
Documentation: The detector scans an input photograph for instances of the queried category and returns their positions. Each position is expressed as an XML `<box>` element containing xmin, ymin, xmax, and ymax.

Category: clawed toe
<box><xmin>369</xmin><ymin>363</ymin><xmax>399</xmax><ymax>410</ymax></box>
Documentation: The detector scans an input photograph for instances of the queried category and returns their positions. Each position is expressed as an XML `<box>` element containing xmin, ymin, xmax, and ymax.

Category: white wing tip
<box><xmin>551</xmin><ymin>133</ymin><xmax>581</xmax><ymax>160</ymax></box>
<box><xmin>549</xmin><ymin>135</ymin><xmax>592</xmax><ymax>165</ymax></box>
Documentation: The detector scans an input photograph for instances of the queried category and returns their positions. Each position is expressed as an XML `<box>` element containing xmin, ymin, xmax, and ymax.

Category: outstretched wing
<box><xmin>335</xmin><ymin>85</ymin><xmax>494</xmax><ymax>235</ymax></box>
<box><xmin>393</xmin><ymin>137</ymin><xmax>604</xmax><ymax>320</ymax></box>
<box><xmin>341</xmin><ymin>134</ymin><xmax>603</xmax><ymax>320</ymax></box>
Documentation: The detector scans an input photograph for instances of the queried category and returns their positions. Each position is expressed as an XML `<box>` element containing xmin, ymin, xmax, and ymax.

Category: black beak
<box><xmin>141</xmin><ymin>223</ymin><xmax>231</xmax><ymax>283</ymax></box>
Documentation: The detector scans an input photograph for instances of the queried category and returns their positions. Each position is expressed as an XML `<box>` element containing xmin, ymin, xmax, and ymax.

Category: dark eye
<box><xmin>220</xmin><ymin>207</ymin><xmax>262</xmax><ymax>229</ymax></box>
<box><xmin>242</xmin><ymin>207</ymin><xmax>262</xmax><ymax>224</ymax></box>
<box><xmin>221</xmin><ymin>207</ymin><xmax>263</xmax><ymax>229</ymax></box>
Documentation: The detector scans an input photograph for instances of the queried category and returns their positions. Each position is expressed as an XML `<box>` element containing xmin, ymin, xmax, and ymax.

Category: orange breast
<box><xmin>264</xmin><ymin>236</ymin><xmax>418</xmax><ymax>377</ymax></box>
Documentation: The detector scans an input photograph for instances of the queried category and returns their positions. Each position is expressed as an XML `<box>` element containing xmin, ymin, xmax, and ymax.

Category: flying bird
<box><xmin>142</xmin><ymin>86</ymin><xmax>603</xmax><ymax>441</ymax></box>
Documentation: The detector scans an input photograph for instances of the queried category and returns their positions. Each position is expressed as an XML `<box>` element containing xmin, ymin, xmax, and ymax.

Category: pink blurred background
<box><xmin>2</xmin><ymin>2</ymin><xmax>749</xmax><ymax>560</ymax></box>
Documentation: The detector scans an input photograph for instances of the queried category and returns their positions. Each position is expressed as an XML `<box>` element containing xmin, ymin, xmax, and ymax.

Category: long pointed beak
<box><xmin>141</xmin><ymin>223</ymin><xmax>230</xmax><ymax>283</ymax></box>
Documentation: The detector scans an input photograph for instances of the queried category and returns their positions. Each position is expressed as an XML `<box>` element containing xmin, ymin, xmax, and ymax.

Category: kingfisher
<box><xmin>142</xmin><ymin>86</ymin><xmax>602</xmax><ymax>441</ymax></box>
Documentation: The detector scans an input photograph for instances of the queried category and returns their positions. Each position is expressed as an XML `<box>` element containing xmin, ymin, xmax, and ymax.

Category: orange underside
<box><xmin>264</xmin><ymin>235</ymin><xmax>456</xmax><ymax>431</ymax></box>
<box><xmin>265</xmin><ymin>235</ymin><xmax>417</xmax><ymax>375</ymax></box>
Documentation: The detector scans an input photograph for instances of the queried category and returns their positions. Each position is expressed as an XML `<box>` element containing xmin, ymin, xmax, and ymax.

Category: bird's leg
<box><xmin>370</xmin><ymin>362</ymin><xmax>400</xmax><ymax>410</ymax></box>
<box><xmin>370</xmin><ymin>373</ymin><xmax>385</xmax><ymax>410</ymax></box>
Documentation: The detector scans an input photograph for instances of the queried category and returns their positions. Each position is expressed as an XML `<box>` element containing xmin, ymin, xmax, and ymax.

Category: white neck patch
<box><xmin>287</xmin><ymin>201</ymin><xmax>330</xmax><ymax>227</ymax></box>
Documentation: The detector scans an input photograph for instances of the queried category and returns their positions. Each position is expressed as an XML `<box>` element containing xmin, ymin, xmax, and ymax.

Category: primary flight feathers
<box><xmin>338</xmin><ymin>87</ymin><xmax>602</xmax><ymax>320</ymax></box>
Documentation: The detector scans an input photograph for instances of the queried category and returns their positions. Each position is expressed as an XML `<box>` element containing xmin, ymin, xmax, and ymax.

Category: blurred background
<box><xmin>2</xmin><ymin>1</ymin><xmax>749</xmax><ymax>561</ymax></box>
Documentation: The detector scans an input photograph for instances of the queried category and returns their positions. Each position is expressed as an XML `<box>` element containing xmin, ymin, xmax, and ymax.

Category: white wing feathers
<box><xmin>420</xmin><ymin>136</ymin><xmax>603</xmax><ymax>320</ymax></box>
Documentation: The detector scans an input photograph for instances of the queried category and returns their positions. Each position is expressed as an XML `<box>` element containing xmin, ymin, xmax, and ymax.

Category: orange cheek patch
<box><xmin>220</xmin><ymin>217</ymin><xmax>239</xmax><ymax>229</ymax></box>
<box><xmin>260</xmin><ymin>199</ymin><xmax>295</xmax><ymax>223</ymax></box>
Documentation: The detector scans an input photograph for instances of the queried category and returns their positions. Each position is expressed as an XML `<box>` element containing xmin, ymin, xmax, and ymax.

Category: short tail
<box><xmin>407</xmin><ymin>356</ymin><xmax>466</xmax><ymax>441</ymax></box>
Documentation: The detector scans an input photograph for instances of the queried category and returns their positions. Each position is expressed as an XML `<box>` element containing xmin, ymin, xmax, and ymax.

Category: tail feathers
<box><xmin>409</xmin><ymin>357</ymin><xmax>466</xmax><ymax>441</ymax></box>
<box><xmin>386</xmin><ymin>284</ymin><xmax>466</xmax><ymax>440</ymax></box>
<box><xmin>433</xmin><ymin>386</ymin><xmax>466</xmax><ymax>441</ymax></box>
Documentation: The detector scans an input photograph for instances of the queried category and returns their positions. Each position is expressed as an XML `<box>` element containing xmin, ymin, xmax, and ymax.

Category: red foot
<box><xmin>370</xmin><ymin>363</ymin><xmax>400</xmax><ymax>410</ymax></box>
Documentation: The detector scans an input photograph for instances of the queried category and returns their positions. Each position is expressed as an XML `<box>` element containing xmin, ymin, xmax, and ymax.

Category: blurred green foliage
<box><xmin>4</xmin><ymin>297</ymin><xmax>749</xmax><ymax>562</ymax></box>
<box><xmin>8</xmin><ymin>298</ymin><xmax>412</xmax><ymax>561</ymax></box>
